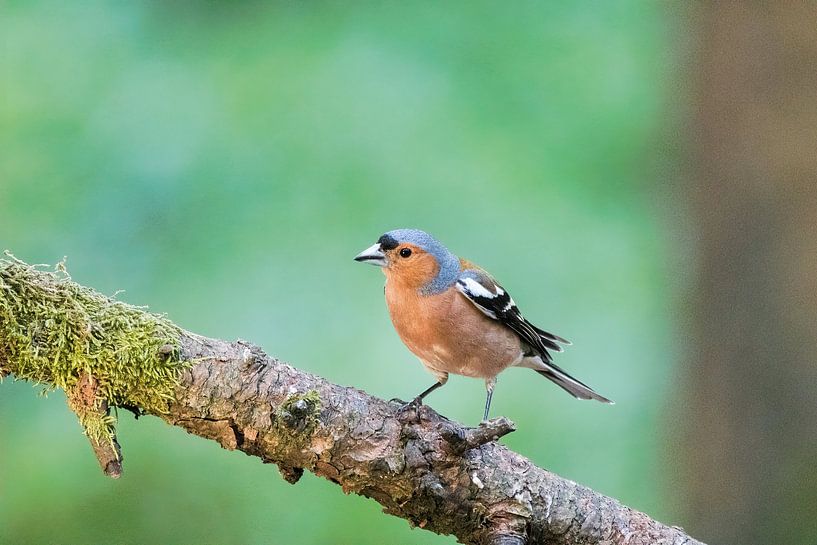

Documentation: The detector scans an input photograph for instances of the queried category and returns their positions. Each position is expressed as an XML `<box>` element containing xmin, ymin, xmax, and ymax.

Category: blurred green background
<box><xmin>2</xmin><ymin>1</ymin><xmax>763</xmax><ymax>544</ymax></box>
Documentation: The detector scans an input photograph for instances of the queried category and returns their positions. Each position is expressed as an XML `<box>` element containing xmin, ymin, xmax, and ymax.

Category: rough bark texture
<box><xmin>1</xmin><ymin>267</ymin><xmax>705</xmax><ymax>545</ymax></box>
<box><xmin>683</xmin><ymin>3</ymin><xmax>817</xmax><ymax>544</ymax></box>
<box><xmin>157</xmin><ymin>333</ymin><xmax>701</xmax><ymax>545</ymax></box>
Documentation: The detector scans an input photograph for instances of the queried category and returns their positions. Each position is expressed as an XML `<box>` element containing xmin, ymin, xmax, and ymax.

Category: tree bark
<box><xmin>1</xmin><ymin>263</ymin><xmax>704</xmax><ymax>545</ymax></box>
<box><xmin>683</xmin><ymin>3</ymin><xmax>817</xmax><ymax>544</ymax></box>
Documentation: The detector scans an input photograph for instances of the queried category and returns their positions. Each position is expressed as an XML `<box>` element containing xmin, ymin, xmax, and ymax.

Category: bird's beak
<box><xmin>354</xmin><ymin>243</ymin><xmax>387</xmax><ymax>267</ymax></box>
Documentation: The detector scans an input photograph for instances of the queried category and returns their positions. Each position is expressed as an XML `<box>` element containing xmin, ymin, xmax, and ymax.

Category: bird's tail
<box><xmin>535</xmin><ymin>365</ymin><xmax>613</xmax><ymax>404</ymax></box>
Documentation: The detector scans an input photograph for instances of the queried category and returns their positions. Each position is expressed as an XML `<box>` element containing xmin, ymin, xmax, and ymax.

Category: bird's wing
<box><xmin>455</xmin><ymin>268</ymin><xmax>570</xmax><ymax>362</ymax></box>
<box><xmin>456</xmin><ymin>268</ymin><xmax>612</xmax><ymax>404</ymax></box>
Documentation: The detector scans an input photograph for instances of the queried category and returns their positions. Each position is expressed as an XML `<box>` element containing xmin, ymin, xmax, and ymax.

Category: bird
<box><xmin>354</xmin><ymin>228</ymin><xmax>612</xmax><ymax>421</ymax></box>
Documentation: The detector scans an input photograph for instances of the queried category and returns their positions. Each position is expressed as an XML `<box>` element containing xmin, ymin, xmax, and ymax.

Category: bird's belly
<box><xmin>387</xmin><ymin>289</ymin><xmax>522</xmax><ymax>379</ymax></box>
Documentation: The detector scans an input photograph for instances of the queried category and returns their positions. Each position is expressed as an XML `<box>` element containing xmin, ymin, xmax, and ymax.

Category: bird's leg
<box><xmin>390</xmin><ymin>382</ymin><xmax>442</xmax><ymax>406</ymax></box>
<box><xmin>483</xmin><ymin>377</ymin><xmax>497</xmax><ymax>422</ymax></box>
<box><xmin>396</xmin><ymin>373</ymin><xmax>448</xmax><ymax>415</ymax></box>
<box><xmin>413</xmin><ymin>381</ymin><xmax>444</xmax><ymax>404</ymax></box>
<box><xmin>395</xmin><ymin>382</ymin><xmax>443</xmax><ymax>413</ymax></box>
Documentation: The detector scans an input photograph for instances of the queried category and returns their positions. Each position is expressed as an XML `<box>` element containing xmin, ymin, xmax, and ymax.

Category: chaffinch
<box><xmin>355</xmin><ymin>228</ymin><xmax>612</xmax><ymax>421</ymax></box>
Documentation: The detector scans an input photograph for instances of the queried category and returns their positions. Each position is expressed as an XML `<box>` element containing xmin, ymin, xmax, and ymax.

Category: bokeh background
<box><xmin>2</xmin><ymin>2</ymin><xmax>815</xmax><ymax>545</ymax></box>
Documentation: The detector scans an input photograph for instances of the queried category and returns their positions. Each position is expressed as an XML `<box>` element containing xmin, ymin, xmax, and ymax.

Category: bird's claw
<box><xmin>394</xmin><ymin>396</ymin><xmax>424</xmax><ymax>420</ymax></box>
<box><xmin>400</xmin><ymin>397</ymin><xmax>423</xmax><ymax>412</ymax></box>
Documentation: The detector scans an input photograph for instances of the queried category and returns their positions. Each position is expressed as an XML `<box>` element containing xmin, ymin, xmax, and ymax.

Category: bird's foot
<box><xmin>394</xmin><ymin>396</ymin><xmax>425</xmax><ymax>422</ymax></box>
<box><xmin>397</xmin><ymin>396</ymin><xmax>423</xmax><ymax>413</ymax></box>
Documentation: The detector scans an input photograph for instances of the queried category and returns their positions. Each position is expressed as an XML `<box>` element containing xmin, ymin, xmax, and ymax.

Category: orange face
<box><xmin>380</xmin><ymin>243</ymin><xmax>440</xmax><ymax>290</ymax></box>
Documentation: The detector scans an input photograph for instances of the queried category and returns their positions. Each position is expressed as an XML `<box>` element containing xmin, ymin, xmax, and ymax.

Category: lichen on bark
<box><xmin>0</xmin><ymin>253</ymin><xmax>188</xmax><ymax>445</ymax></box>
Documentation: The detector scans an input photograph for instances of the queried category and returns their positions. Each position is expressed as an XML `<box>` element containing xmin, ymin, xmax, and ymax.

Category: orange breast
<box><xmin>384</xmin><ymin>280</ymin><xmax>523</xmax><ymax>379</ymax></box>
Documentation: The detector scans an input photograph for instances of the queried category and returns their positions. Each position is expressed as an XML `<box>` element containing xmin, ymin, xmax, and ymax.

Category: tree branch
<box><xmin>0</xmin><ymin>259</ymin><xmax>705</xmax><ymax>545</ymax></box>
<box><xmin>66</xmin><ymin>373</ymin><xmax>123</xmax><ymax>478</ymax></box>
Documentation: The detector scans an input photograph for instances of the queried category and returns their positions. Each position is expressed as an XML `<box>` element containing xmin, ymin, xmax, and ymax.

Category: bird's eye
<box><xmin>399</xmin><ymin>247</ymin><xmax>412</xmax><ymax>258</ymax></box>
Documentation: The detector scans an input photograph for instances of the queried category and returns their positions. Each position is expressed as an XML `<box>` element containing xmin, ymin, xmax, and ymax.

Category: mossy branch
<box><xmin>0</xmin><ymin>253</ymin><xmax>187</xmax><ymax>474</ymax></box>
<box><xmin>0</xmin><ymin>256</ymin><xmax>705</xmax><ymax>545</ymax></box>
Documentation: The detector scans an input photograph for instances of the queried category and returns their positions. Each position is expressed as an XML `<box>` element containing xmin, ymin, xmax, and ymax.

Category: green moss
<box><xmin>0</xmin><ymin>254</ymin><xmax>188</xmax><ymax>444</ymax></box>
<box><xmin>70</xmin><ymin>400</ymin><xmax>117</xmax><ymax>449</ymax></box>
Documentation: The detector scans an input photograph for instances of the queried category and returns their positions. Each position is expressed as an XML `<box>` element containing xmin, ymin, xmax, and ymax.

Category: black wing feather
<box><xmin>456</xmin><ymin>270</ymin><xmax>613</xmax><ymax>404</ymax></box>
<box><xmin>455</xmin><ymin>273</ymin><xmax>567</xmax><ymax>362</ymax></box>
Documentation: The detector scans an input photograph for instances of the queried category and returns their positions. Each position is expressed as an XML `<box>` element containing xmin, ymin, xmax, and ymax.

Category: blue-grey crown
<box><xmin>380</xmin><ymin>228</ymin><xmax>460</xmax><ymax>295</ymax></box>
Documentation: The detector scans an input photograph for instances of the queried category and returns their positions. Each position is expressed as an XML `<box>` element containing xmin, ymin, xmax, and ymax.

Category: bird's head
<box><xmin>354</xmin><ymin>229</ymin><xmax>460</xmax><ymax>294</ymax></box>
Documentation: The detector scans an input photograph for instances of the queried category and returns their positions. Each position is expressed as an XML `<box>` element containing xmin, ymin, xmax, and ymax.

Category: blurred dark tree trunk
<box><xmin>682</xmin><ymin>3</ymin><xmax>817</xmax><ymax>545</ymax></box>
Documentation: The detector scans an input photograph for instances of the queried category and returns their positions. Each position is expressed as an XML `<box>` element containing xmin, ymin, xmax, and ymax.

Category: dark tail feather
<box><xmin>529</xmin><ymin>322</ymin><xmax>572</xmax><ymax>346</ymax></box>
<box><xmin>536</xmin><ymin>368</ymin><xmax>613</xmax><ymax>404</ymax></box>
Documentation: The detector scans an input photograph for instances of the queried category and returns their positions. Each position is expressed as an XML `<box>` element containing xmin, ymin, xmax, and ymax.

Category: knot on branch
<box><xmin>158</xmin><ymin>343</ymin><xmax>176</xmax><ymax>359</ymax></box>
<box><xmin>481</xmin><ymin>500</ymin><xmax>532</xmax><ymax>545</ymax></box>
<box><xmin>278</xmin><ymin>390</ymin><xmax>321</xmax><ymax>433</ymax></box>
<box><xmin>439</xmin><ymin>417</ymin><xmax>517</xmax><ymax>455</ymax></box>
<box><xmin>278</xmin><ymin>465</ymin><xmax>305</xmax><ymax>484</ymax></box>
<box><xmin>235</xmin><ymin>339</ymin><xmax>267</xmax><ymax>370</ymax></box>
